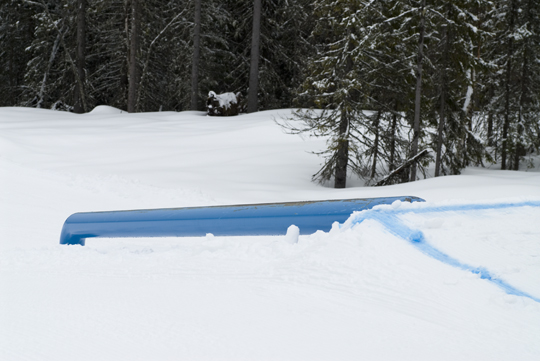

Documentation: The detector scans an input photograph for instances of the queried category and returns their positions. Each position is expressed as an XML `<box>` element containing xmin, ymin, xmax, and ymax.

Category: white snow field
<box><xmin>1</xmin><ymin>106</ymin><xmax>540</xmax><ymax>360</ymax></box>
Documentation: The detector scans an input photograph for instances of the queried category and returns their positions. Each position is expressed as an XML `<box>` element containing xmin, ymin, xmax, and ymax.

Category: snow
<box><xmin>208</xmin><ymin>91</ymin><xmax>238</xmax><ymax>109</ymax></box>
<box><xmin>89</xmin><ymin>105</ymin><xmax>125</xmax><ymax>114</ymax></box>
<box><xmin>284</xmin><ymin>224</ymin><xmax>300</xmax><ymax>244</ymax></box>
<box><xmin>463</xmin><ymin>70</ymin><xmax>474</xmax><ymax>112</ymax></box>
<box><xmin>463</xmin><ymin>84</ymin><xmax>474</xmax><ymax>112</ymax></box>
<box><xmin>1</xmin><ymin>106</ymin><xmax>540</xmax><ymax>360</ymax></box>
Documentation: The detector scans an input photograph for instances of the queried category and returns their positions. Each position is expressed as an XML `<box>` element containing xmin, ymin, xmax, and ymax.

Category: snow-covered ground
<box><xmin>1</xmin><ymin>106</ymin><xmax>539</xmax><ymax>360</ymax></box>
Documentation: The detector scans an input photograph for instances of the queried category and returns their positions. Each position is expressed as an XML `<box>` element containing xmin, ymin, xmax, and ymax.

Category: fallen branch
<box><xmin>375</xmin><ymin>149</ymin><xmax>430</xmax><ymax>186</ymax></box>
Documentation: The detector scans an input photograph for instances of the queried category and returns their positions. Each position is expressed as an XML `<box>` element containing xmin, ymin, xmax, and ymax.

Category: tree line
<box><xmin>1</xmin><ymin>0</ymin><xmax>539</xmax><ymax>187</ymax></box>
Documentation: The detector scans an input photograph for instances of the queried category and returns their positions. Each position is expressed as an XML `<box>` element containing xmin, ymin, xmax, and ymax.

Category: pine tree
<box><xmin>409</xmin><ymin>0</ymin><xmax>427</xmax><ymax>182</ymax></box>
<box><xmin>288</xmin><ymin>0</ymin><xmax>371</xmax><ymax>188</ymax></box>
<box><xmin>363</xmin><ymin>0</ymin><xmax>491</xmax><ymax>180</ymax></box>
<box><xmin>127</xmin><ymin>0</ymin><xmax>141</xmax><ymax>113</ymax></box>
<box><xmin>73</xmin><ymin>0</ymin><xmax>87</xmax><ymax>113</ymax></box>
<box><xmin>89</xmin><ymin>0</ymin><xmax>193</xmax><ymax>112</ymax></box>
<box><xmin>85</xmin><ymin>0</ymin><xmax>128</xmax><ymax>110</ymax></box>
<box><xmin>21</xmin><ymin>0</ymin><xmax>85</xmax><ymax>110</ymax></box>
<box><xmin>224</xmin><ymin>0</ymin><xmax>312</xmax><ymax>110</ymax></box>
<box><xmin>515</xmin><ymin>0</ymin><xmax>540</xmax><ymax>166</ymax></box>
<box><xmin>354</xmin><ymin>0</ymin><xmax>422</xmax><ymax>183</ymax></box>
<box><xmin>340</xmin><ymin>0</ymin><xmax>435</xmax><ymax>184</ymax></box>
<box><xmin>427</xmin><ymin>0</ymin><xmax>489</xmax><ymax>176</ymax></box>
<box><xmin>482</xmin><ymin>0</ymin><xmax>540</xmax><ymax>170</ymax></box>
<box><xmin>247</xmin><ymin>0</ymin><xmax>262</xmax><ymax>113</ymax></box>
<box><xmin>190</xmin><ymin>0</ymin><xmax>202</xmax><ymax>110</ymax></box>
<box><xmin>0</xmin><ymin>0</ymin><xmax>34</xmax><ymax>106</ymax></box>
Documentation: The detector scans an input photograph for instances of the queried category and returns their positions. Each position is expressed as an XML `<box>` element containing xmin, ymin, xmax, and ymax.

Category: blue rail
<box><xmin>59</xmin><ymin>196</ymin><xmax>424</xmax><ymax>245</ymax></box>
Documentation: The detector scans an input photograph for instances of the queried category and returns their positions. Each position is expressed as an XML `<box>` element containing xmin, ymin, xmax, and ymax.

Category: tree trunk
<box><xmin>501</xmin><ymin>63</ymin><xmax>511</xmax><ymax>170</ymax></box>
<box><xmin>127</xmin><ymin>0</ymin><xmax>140</xmax><ymax>113</ymax></box>
<box><xmin>410</xmin><ymin>0</ymin><xmax>426</xmax><ymax>182</ymax></box>
<box><xmin>514</xmin><ymin>30</ymin><xmax>529</xmax><ymax>171</ymax></box>
<box><xmin>435</xmin><ymin>87</ymin><xmax>446</xmax><ymax>177</ymax></box>
<box><xmin>513</xmin><ymin>107</ymin><xmax>523</xmax><ymax>171</ymax></box>
<box><xmin>247</xmin><ymin>0</ymin><xmax>262</xmax><ymax>113</ymax></box>
<box><xmin>37</xmin><ymin>30</ymin><xmax>62</xmax><ymax>109</ymax></box>
<box><xmin>435</xmin><ymin>24</ymin><xmax>448</xmax><ymax>177</ymax></box>
<box><xmin>40</xmin><ymin>3</ymin><xmax>87</xmax><ymax>112</ymax></box>
<box><xmin>487</xmin><ymin>112</ymin><xmax>493</xmax><ymax>146</ymax></box>
<box><xmin>389</xmin><ymin>101</ymin><xmax>398</xmax><ymax>172</ymax></box>
<box><xmin>137</xmin><ymin>10</ymin><xmax>186</xmax><ymax>110</ymax></box>
<box><xmin>334</xmin><ymin>110</ymin><xmax>349</xmax><ymax>188</ymax></box>
<box><xmin>370</xmin><ymin>111</ymin><xmax>381</xmax><ymax>179</ymax></box>
<box><xmin>73</xmin><ymin>0</ymin><xmax>86</xmax><ymax>113</ymax></box>
<box><xmin>501</xmin><ymin>0</ymin><xmax>516</xmax><ymax>170</ymax></box>
<box><xmin>190</xmin><ymin>0</ymin><xmax>202</xmax><ymax>110</ymax></box>
<box><xmin>487</xmin><ymin>86</ymin><xmax>494</xmax><ymax>147</ymax></box>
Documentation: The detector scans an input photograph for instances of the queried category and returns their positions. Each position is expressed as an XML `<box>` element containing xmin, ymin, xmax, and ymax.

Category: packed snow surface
<box><xmin>1</xmin><ymin>107</ymin><xmax>540</xmax><ymax>360</ymax></box>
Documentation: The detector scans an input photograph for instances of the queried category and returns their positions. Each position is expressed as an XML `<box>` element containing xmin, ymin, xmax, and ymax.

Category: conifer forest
<box><xmin>1</xmin><ymin>0</ymin><xmax>539</xmax><ymax>187</ymax></box>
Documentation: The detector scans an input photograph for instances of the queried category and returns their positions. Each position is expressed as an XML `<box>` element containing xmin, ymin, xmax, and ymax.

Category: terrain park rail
<box><xmin>59</xmin><ymin>196</ymin><xmax>424</xmax><ymax>246</ymax></box>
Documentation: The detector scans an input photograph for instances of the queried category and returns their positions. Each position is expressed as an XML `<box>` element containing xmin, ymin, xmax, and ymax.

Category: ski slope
<box><xmin>1</xmin><ymin>106</ymin><xmax>540</xmax><ymax>360</ymax></box>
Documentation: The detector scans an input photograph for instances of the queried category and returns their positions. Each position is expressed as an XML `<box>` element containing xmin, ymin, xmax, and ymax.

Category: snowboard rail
<box><xmin>59</xmin><ymin>196</ymin><xmax>425</xmax><ymax>245</ymax></box>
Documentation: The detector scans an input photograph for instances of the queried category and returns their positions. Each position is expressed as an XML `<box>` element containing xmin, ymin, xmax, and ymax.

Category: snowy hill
<box><xmin>1</xmin><ymin>107</ymin><xmax>539</xmax><ymax>360</ymax></box>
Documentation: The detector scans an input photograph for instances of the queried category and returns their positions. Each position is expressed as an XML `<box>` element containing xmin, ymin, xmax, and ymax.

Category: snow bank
<box><xmin>89</xmin><ymin>105</ymin><xmax>125</xmax><ymax>114</ymax></box>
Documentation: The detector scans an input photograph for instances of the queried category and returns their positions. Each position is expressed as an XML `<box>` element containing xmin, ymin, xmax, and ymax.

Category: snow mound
<box><xmin>89</xmin><ymin>105</ymin><xmax>124</xmax><ymax>114</ymax></box>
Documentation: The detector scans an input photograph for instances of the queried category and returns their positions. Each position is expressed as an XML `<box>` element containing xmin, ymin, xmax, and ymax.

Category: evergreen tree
<box><xmin>0</xmin><ymin>0</ymin><xmax>34</xmax><ymax>107</ymax></box>
<box><xmin>353</xmin><ymin>0</ymin><xmax>424</xmax><ymax>183</ymax></box>
<box><xmin>363</xmin><ymin>0</ymin><xmax>492</xmax><ymax>181</ymax></box>
<box><xmin>288</xmin><ymin>0</ymin><xmax>370</xmax><ymax>188</ymax></box>
<box><xmin>183</xmin><ymin>0</ymin><xmax>235</xmax><ymax>110</ymax></box>
<box><xmin>127</xmin><ymin>0</ymin><xmax>141</xmax><ymax>113</ymax></box>
<box><xmin>88</xmin><ymin>0</ymin><xmax>192</xmax><ymax>111</ymax></box>
<box><xmin>247</xmin><ymin>0</ymin><xmax>262</xmax><ymax>113</ymax></box>
<box><xmin>427</xmin><ymin>0</ymin><xmax>489</xmax><ymax>176</ymax></box>
<box><xmin>409</xmin><ymin>0</ymin><xmax>427</xmax><ymax>182</ymax></box>
<box><xmin>137</xmin><ymin>0</ymin><xmax>196</xmax><ymax>111</ymax></box>
<box><xmin>482</xmin><ymin>0</ymin><xmax>540</xmax><ymax>170</ymax></box>
<box><xmin>225</xmin><ymin>0</ymin><xmax>312</xmax><ymax>110</ymax></box>
<box><xmin>85</xmin><ymin>0</ymin><xmax>128</xmax><ymax>110</ymax></box>
<box><xmin>73</xmin><ymin>0</ymin><xmax>87</xmax><ymax>113</ymax></box>
<box><xmin>190</xmin><ymin>0</ymin><xmax>202</xmax><ymax>110</ymax></box>
<box><xmin>21</xmin><ymin>0</ymin><xmax>85</xmax><ymax>110</ymax></box>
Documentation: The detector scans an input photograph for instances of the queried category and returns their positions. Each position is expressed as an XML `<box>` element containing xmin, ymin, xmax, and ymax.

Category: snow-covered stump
<box><xmin>206</xmin><ymin>91</ymin><xmax>243</xmax><ymax>116</ymax></box>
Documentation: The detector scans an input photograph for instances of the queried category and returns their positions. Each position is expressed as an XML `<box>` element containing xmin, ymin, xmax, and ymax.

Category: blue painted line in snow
<box><xmin>352</xmin><ymin>202</ymin><xmax>540</xmax><ymax>303</ymax></box>
<box><xmin>389</xmin><ymin>200</ymin><xmax>540</xmax><ymax>215</ymax></box>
